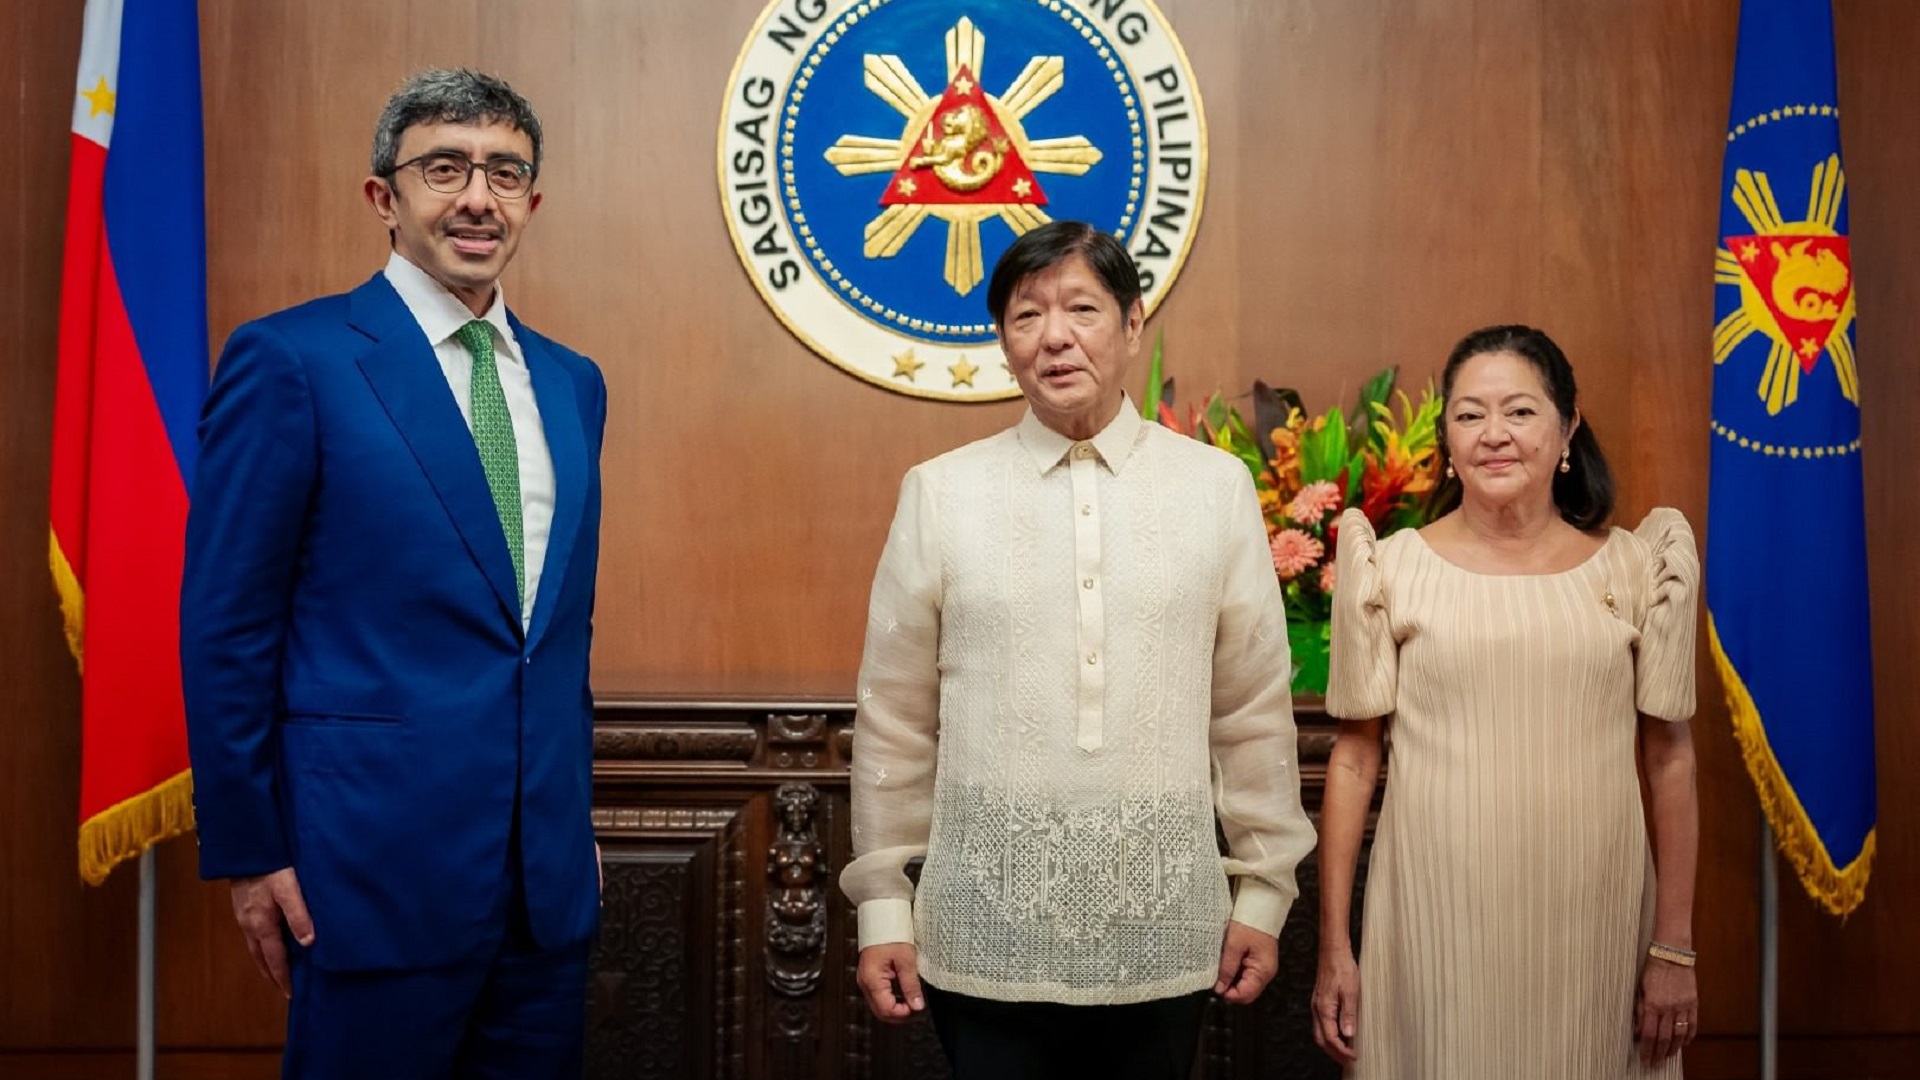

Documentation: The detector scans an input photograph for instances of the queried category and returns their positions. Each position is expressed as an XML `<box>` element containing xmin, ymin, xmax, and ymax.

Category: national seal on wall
<box><xmin>718</xmin><ymin>0</ymin><xmax>1208</xmax><ymax>401</ymax></box>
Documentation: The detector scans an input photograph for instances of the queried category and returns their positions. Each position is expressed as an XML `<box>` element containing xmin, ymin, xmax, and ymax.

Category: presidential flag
<box><xmin>50</xmin><ymin>0</ymin><xmax>209</xmax><ymax>885</ymax></box>
<box><xmin>1707</xmin><ymin>0</ymin><xmax>1875</xmax><ymax>915</ymax></box>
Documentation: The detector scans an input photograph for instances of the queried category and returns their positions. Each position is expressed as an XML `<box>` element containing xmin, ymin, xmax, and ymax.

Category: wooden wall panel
<box><xmin>4</xmin><ymin>0</ymin><xmax>1917</xmax><ymax>1075</ymax></box>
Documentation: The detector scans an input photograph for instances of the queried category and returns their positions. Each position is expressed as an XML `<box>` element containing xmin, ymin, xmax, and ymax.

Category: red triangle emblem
<box><xmin>1726</xmin><ymin>234</ymin><xmax>1853</xmax><ymax>372</ymax></box>
<box><xmin>880</xmin><ymin>66</ymin><xmax>1047</xmax><ymax>208</ymax></box>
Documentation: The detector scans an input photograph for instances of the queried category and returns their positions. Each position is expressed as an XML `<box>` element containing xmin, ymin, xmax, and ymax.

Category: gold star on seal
<box><xmin>1012</xmin><ymin>177</ymin><xmax>1033</xmax><ymax>199</ymax></box>
<box><xmin>893</xmin><ymin>349</ymin><xmax>924</xmax><ymax>381</ymax></box>
<box><xmin>897</xmin><ymin>177</ymin><xmax>917</xmax><ymax>197</ymax></box>
<box><xmin>81</xmin><ymin>76</ymin><xmax>116</xmax><ymax>118</ymax></box>
<box><xmin>949</xmin><ymin>356</ymin><xmax>979</xmax><ymax>388</ymax></box>
<box><xmin>954</xmin><ymin>74</ymin><xmax>975</xmax><ymax>95</ymax></box>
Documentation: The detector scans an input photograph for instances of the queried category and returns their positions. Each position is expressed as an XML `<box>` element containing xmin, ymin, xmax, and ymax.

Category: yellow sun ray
<box><xmin>998</xmin><ymin>57</ymin><xmax>1065</xmax><ymax>119</ymax></box>
<box><xmin>947</xmin><ymin>17</ymin><xmax>984</xmax><ymax>81</ymax></box>
<box><xmin>1807</xmin><ymin>153</ymin><xmax>1845</xmax><ymax>230</ymax></box>
<box><xmin>864</xmin><ymin>55</ymin><xmax>930</xmax><ymax>119</ymax></box>
<box><xmin>944</xmin><ymin>213</ymin><xmax>985</xmax><ymax>295</ymax></box>
<box><xmin>1713</xmin><ymin>309</ymin><xmax>1758</xmax><ymax>364</ymax></box>
<box><xmin>864</xmin><ymin>204</ymin><xmax>931</xmax><ymax>258</ymax></box>
<box><xmin>1024</xmin><ymin>137</ymin><xmax>1104</xmax><ymax>174</ymax></box>
<box><xmin>998</xmin><ymin>203</ymin><xmax>1051</xmax><ymax>235</ymax></box>
<box><xmin>825</xmin><ymin>135</ymin><xmax>908</xmax><ymax>175</ymax></box>
<box><xmin>1829</xmin><ymin>331</ymin><xmax>1860</xmax><ymax>403</ymax></box>
<box><xmin>1733</xmin><ymin>168</ymin><xmax>1786</xmax><ymax>234</ymax></box>
<box><xmin>1759</xmin><ymin>338</ymin><xmax>1799</xmax><ymax>414</ymax></box>
<box><xmin>1715</xmin><ymin>248</ymin><xmax>1746</xmax><ymax>285</ymax></box>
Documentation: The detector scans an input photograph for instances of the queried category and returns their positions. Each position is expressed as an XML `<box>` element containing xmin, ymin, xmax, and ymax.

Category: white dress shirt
<box><xmin>383</xmin><ymin>252</ymin><xmax>554</xmax><ymax>631</ymax></box>
<box><xmin>843</xmin><ymin>402</ymin><xmax>1317</xmax><ymax>1005</ymax></box>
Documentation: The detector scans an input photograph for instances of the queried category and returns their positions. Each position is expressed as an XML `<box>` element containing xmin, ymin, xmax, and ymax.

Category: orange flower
<box><xmin>1359</xmin><ymin>427</ymin><xmax>1439</xmax><ymax>526</ymax></box>
<box><xmin>1267</xmin><ymin>410</ymin><xmax>1308</xmax><ymax>503</ymax></box>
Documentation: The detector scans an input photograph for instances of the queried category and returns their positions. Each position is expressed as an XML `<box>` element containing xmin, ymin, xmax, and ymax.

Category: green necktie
<box><xmin>454</xmin><ymin>319</ymin><xmax>524</xmax><ymax>610</ymax></box>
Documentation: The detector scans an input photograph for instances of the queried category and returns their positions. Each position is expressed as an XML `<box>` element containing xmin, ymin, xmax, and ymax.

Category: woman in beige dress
<box><xmin>1311</xmin><ymin>325</ymin><xmax>1701</xmax><ymax>1078</ymax></box>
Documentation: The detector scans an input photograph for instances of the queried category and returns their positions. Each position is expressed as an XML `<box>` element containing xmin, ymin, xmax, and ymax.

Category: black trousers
<box><xmin>921</xmin><ymin>981</ymin><xmax>1211</xmax><ymax>1080</ymax></box>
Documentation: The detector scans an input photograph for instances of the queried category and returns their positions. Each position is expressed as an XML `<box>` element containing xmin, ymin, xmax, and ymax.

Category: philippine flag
<box><xmin>49</xmin><ymin>0</ymin><xmax>209</xmax><ymax>885</ymax></box>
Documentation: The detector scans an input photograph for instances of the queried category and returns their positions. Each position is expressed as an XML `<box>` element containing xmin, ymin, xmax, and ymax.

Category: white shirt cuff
<box><xmin>1229</xmin><ymin>877</ymin><xmax>1291</xmax><ymax>937</ymax></box>
<box><xmin>856</xmin><ymin>898</ymin><xmax>916</xmax><ymax>949</ymax></box>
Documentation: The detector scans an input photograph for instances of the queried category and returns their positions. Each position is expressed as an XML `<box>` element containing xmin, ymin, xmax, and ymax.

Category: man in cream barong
<box><xmin>844</xmin><ymin>221</ymin><xmax>1316</xmax><ymax>1080</ymax></box>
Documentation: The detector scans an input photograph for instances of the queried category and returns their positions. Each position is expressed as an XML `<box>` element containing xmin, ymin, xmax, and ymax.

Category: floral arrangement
<box><xmin>1142</xmin><ymin>334</ymin><xmax>1444</xmax><ymax>694</ymax></box>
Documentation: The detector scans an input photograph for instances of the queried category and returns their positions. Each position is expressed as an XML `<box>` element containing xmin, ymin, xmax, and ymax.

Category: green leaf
<box><xmin>1140</xmin><ymin>329</ymin><xmax>1166</xmax><ymax>420</ymax></box>
<box><xmin>1353</xmin><ymin>367</ymin><xmax>1398</xmax><ymax>449</ymax></box>
<box><xmin>1402</xmin><ymin>386</ymin><xmax>1443</xmax><ymax>454</ymax></box>
<box><xmin>1221</xmin><ymin>407</ymin><xmax>1266</xmax><ymax>479</ymax></box>
<box><xmin>1299</xmin><ymin>406</ymin><xmax>1351</xmax><ymax>484</ymax></box>
<box><xmin>1286</xmin><ymin>617</ymin><xmax>1332</xmax><ymax>696</ymax></box>
<box><xmin>1202</xmin><ymin>393</ymin><xmax>1233</xmax><ymax>438</ymax></box>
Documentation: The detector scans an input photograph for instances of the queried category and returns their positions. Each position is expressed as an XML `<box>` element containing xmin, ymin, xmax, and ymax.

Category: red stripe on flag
<box><xmin>65</xmin><ymin>201</ymin><xmax>196</xmax><ymax>874</ymax></box>
<box><xmin>51</xmin><ymin>133</ymin><xmax>107</xmax><ymax>589</ymax></box>
<box><xmin>77</xmin><ymin>244</ymin><xmax>193</xmax><ymax>818</ymax></box>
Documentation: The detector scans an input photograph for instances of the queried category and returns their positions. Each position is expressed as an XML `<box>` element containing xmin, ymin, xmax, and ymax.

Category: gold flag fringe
<box><xmin>53</xmin><ymin>532</ymin><xmax>198</xmax><ymax>883</ymax></box>
<box><xmin>49</xmin><ymin>530</ymin><xmax>84</xmax><ymax>670</ymax></box>
<box><xmin>1710</xmin><ymin>616</ymin><xmax>1874</xmax><ymax>916</ymax></box>
<box><xmin>79</xmin><ymin>769</ymin><xmax>196</xmax><ymax>886</ymax></box>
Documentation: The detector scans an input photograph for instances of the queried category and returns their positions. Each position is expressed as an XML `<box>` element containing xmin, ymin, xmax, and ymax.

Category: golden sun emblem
<box><xmin>822</xmin><ymin>17</ymin><xmax>1104</xmax><ymax>296</ymax></box>
<box><xmin>1713</xmin><ymin>154</ymin><xmax>1859</xmax><ymax>415</ymax></box>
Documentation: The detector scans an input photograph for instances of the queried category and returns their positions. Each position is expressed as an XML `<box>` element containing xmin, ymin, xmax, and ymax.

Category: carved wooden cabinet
<box><xmin>588</xmin><ymin>693</ymin><xmax>1369</xmax><ymax>1080</ymax></box>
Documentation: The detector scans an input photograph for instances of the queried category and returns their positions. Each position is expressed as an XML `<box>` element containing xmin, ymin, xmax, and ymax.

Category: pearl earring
<box><xmin>1559</xmin><ymin>448</ymin><xmax>1572</xmax><ymax>474</ymax></box>
<box><xmin>1445</xmin><ymin>462</ymin><xmax>1455</xmax><ymax>479</ymax></box>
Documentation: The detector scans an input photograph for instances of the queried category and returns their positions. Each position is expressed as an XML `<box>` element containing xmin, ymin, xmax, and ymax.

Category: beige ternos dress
<box><xmin>1326</xmin><ymin>506</ymin><xmax>1697</xmax><ymax>1080</ymax></box>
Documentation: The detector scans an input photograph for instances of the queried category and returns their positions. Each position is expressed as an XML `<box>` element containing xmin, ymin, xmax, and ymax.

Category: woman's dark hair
<box><xmin>1429</xmin><ymin>324</ymin><xmax>1615</xmax><ymax>530</ymax></box>
<box><xmin>985</xmin><ymin>220</ymin><xmax>1142</xmax><ymax>326</ymax></box>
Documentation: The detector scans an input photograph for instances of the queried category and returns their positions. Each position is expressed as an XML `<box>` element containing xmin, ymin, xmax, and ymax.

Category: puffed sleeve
<box><xmin>1634</xmin><ymin>507</ymin><xmax>1700</xmax><ymax>721</ymax></box>
<box><xmin>1325</xmin><ymin>508</ymin><xmax>1397</xmax><ymax>719</ymax></box>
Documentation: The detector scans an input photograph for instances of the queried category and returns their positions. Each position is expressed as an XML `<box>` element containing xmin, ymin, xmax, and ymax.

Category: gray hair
<box><xmin>370</xmin><ymin>68</ymin><xmax>543</xmax><ymax>177</ymax></box>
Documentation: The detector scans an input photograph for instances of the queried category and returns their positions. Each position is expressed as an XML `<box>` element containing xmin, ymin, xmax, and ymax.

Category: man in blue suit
<box><xmin>181</xmin><ymin>69</ymin><xmax>605</xmax><ymax>1078</ymax></box>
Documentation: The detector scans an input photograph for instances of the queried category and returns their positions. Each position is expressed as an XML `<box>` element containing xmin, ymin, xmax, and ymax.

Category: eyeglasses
<box><xmin>386</xmin><ymin>152</ymin><xmax>536</xmax><ymax>199</ymax></box>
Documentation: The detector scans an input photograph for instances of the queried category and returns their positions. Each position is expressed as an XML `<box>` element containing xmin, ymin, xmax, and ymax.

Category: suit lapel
<box><xmin>517</xmin><ymin>317</ymin><xmax>586</xmax><ymax>651</ymax></box>
<box><xmin>348</xmin><ymin>275</ymin><xmax>523</xmax><ymax>630</ymax></box>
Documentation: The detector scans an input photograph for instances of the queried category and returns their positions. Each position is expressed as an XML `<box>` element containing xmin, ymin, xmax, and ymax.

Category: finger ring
<box><xmin>1675</xmin><ymin>1021</ymin><xmax>1689</xmax><ymax>1030</ymax></box>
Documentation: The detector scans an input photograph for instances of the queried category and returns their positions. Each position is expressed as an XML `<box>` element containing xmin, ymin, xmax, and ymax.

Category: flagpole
<box><xmin>138</xmin><ymin>848</ymin><xmax>155</xmax><ymax>1080</ymax></box>
<box><xmin>1759</xmin><ymin>817</ymin><xmax>1778</xmax><ymax>1080</ymax></box>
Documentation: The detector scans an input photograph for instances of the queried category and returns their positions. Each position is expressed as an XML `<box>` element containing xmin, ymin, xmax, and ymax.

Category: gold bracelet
<box><xmin>1648</xmin><ymin>942</ymin><xmax>1697</xmax><ymax>968</ymax></box>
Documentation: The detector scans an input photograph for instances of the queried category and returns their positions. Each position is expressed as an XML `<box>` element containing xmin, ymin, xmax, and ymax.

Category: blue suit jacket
<box><xmin>181</xmin><ymin>273</ymin><xmax>605</xmax><ymax>972</ymax></box>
